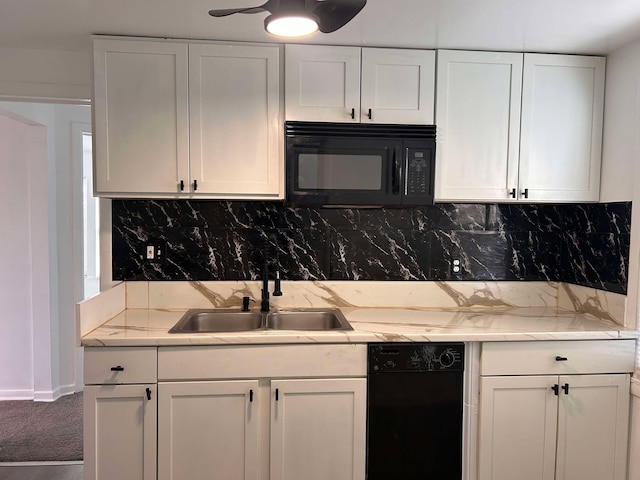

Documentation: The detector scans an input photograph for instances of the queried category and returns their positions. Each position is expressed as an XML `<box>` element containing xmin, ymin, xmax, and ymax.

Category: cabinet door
<box><xmin>361</xmin><ymin>48</ymin><xmax>435</xmax><ymax>124</ymax></box>
<box><xmin>555</xmin><ymin>374</ymin><xmax>629</xmax><ymax>480</ymax></box>
<box><xmin>93</xmin><ymin>39</ymin><xmax>189</xmax><ymax>195</ymax></box>
<box><xmin>285</xmin><ymin>44</ymin><xmax>361</xmax><ymax>122</ymax></box>
<box><xmin>435</xmin><ymin>50</ymin><xmax>523</xmax><ymax>201</ymax></box>
<box><xmin>84</xmin><ymin>384</ymin><xmax>157</xmax><ymax>480</ymax></box>
<box><xmin>478</xmin><ymin>376</ymin><xmax>557</xmax><ymax>480</ymax></box>
<box><xmin>270</xmin><ymin>378</ymin><xmax>366</xmax><ymax>480</ymax></box>
<box><xmin>189</xmin><ymin>43</ymin><xmax>282</xmax><ymax>197</ymax></box>
<box><xmin>519</xmin><ymin>54</ymin><xmax>605</xmax><ymax>202</ymax></box>
<box><xmin>158</xmin><ymin>380</ymin><xmax>259</xmax><ymax>480</ymax></box>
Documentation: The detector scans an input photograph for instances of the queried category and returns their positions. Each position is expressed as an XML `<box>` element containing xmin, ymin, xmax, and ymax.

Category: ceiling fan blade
<box><xmin>313</xmin><ymin>0</ymin><xmax>367</xmax><ymax>33</ymax></box>
<box><xmin>208</xmin><ymin>1</ymin><xmax>275</xmax><ymax>17</ymax></box>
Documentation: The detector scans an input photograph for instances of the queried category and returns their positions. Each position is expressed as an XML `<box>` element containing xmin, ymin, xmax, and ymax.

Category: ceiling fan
<box><xmin>208</xmin><ymin>0</ymin><xmax>367</xmax><ymax>37</ymax></box>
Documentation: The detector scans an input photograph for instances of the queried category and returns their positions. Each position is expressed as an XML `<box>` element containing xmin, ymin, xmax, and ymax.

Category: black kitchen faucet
<box><xmin>260</xmin><ymin>264</ymin><xmax>283</xmax><ymax>312</ymax></box>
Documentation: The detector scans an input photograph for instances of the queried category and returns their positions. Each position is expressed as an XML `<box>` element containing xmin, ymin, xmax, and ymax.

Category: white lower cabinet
<box><xmin>157</xmin><ymin>380</ymin><xmax>259</xmax><ymax>480</ymax></box>
<box><xmin>156</xmin><ymin>344</ymin><xmax>367</xmax><ymax>480</ymax></box>
<box><xmin>83</xmin><ymin>348</ymin><xmax>158</xmax><ymax>480</ymax></box>
<box><xmin>84</xmin><ymin>385</ymin><xmax>157</xmax><ymax>480</ymax></box>
<box><xmin>270</xmin><ymin>378</ymin><xmax>367</xmax><ymax>480</ymax></box>
<box><xmin>478</xmin><ymin>340</ymin><xmax>634</xmax><ymax>480</ymax></box>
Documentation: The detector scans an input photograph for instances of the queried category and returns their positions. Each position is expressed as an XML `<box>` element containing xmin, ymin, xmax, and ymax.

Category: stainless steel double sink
<box><xmin>169</xmin><ymin>308</ymin><xmax>352</xmax><ymax>333</ymax></box>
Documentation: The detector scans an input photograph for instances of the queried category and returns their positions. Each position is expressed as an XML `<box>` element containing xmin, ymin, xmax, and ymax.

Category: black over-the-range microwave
<box><xmin>285</xmin><ymin>121</ymin><xmax>436</xmax><ymax>206</ymax></box>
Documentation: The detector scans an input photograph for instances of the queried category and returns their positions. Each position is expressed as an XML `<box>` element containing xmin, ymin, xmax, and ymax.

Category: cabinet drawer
<box><xmin>481</xmin><ymin>340</ymin><xmax>635</xmax><ymax>376</ymax></box>
<box><xmin>84</xmin><ymin>347</ymin><xmax>157</xmax><ymax>384</ymax></box>
<box><xmin>158</xmin><ymin>344</ymin><xmax>367</xmax><ymax>380</ymax></box>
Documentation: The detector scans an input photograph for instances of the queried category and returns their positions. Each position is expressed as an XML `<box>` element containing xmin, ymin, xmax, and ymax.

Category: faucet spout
<box><xmin>261</xmin><ymin>268</ymin><xmax>270</xmax><ymax>312</ymax></box>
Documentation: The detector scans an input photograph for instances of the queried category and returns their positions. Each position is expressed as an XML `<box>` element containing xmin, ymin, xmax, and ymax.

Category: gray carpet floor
<box><xmin>0</xmin><ymin>393</ymin><xmax>82</xmax><ymax>462</ymax></box>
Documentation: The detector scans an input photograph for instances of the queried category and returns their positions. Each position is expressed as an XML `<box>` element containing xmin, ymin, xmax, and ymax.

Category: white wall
<box><xmin>602</xmin><ymin>36</ymin><xmax>640</xmax><ymax>480</ymax></box>
<box><xmin>0</xmin><ymin>47</ymin><xmax>91</xmax><ymax>102</ymax></box>
<box><xmin>600</xmin><ymin>38</ymin><xmax>640</xmax><ymax>203</ymax></box>
<box><xmin>0</xmin><ymin>102</ymin><xmax>91</xmax><ymax>400</ymax></box>
<box><xmin>601</xmin><ymin>37</ymin><xmax>640</xmax><ymax>331</ymax></box>
<box><xmin>0</xmin><ymin>115</ymin><xmax>42</xmax><ymax>397</ymax></box>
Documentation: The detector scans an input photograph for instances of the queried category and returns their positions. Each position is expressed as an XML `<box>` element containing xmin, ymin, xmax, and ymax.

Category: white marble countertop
<box><xmin>81</xmin><ymin>306</ymin><xmax>637</xmax><ymax>347</ymax></box>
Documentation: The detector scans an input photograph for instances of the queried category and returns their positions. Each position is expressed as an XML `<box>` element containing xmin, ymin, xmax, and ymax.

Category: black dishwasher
<box><xmin>367</xmin><ymin>343</ymin><xmax>465</xmax><ymax>480</ymax></box>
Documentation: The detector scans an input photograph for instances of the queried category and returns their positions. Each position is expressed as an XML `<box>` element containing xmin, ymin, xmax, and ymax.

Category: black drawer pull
<box><xmin>555</xmin><ymin>356</ymin><xmax>568</xmax><ymax>362</ymax></box>
<box><xmin>146</xmin><ymin>388</ymin><xmax>152</xmax><ymax>400</ymax></box>
<box><xmin>249</xmin><ymin>389</ymin><xmax>254</xmax><ymax>403</ymax></box>
<box><xmin>110</xmin><ymin>366</ymin><xmax>125</xmax><ymax>371</ymax></box>
<box><xmin>551</xmin><ymin>384</ymin><xmax>559</xmax><ymax>395</ymax></box>
<box><xmin>562</xmin><ymin>383</ymin><xmax>569</xmax><ymax>395</ymax></box>
<box><xmin>275</xmin><ymin>388</ymin><xmax>279</xmax><ymax>401</ymax></box>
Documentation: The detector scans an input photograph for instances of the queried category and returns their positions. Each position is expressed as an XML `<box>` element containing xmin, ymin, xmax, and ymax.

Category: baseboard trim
<box><xmin>0</xmin><ymin>389</ymin><xmax>33</xmax><ymax>400</ymax></box>
<box><xmin>33</xmin><ymin>383</ymin><xmax>77</xmax><ymax>402</ymax></box>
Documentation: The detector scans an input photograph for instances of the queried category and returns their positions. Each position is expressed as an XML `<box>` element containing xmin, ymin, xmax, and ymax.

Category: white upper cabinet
<box><xmin>189</xmin><ymin>43</ymin><xmax>281</xmax><ymax>196</ymax></box>
<box><xmin>285</xmin><ymin>44</ymin><xmax>362</xmax><ymax>122</ymax></box>
<box><xmin>93</xmin><ymin>37</ymin><xmax>283</xmax><ymax>199</ymax></box>
<box><xmin>285</xmin><ymin>44</ymin><xmax>435</xmax><ymax>124</ymax></box>
<box><xmin>360</xmin><ymin>48</ymin><xmax>435</xmax><ymax>124</ymax></box>
<box><xmin>435</xmin><ymin>50</ymin><xmax>523</xmax><ymax>201</ymax></box>
<box><xmin>519</xmin><ymin>54</ymin><xmax>605</xmax><ymax>202</ymax></box>
<box><xmin>435</xmin><ymin>50</ymin><xmax>605</xmax><ymax>203</ymax></box>
<box><xmin>93</xmin><ymin>39</ymin><xmax>189</xmax><ymax>195</ymax></box>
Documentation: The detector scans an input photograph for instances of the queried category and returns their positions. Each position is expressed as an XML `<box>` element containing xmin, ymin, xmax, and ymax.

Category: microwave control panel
<box><xmin>405</xmin><ymin>148</ymin><xmax>433</xmax><ymax>196</ymax></box>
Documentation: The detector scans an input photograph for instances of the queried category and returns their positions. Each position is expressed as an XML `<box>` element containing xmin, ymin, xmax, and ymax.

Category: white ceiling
<box><xmin>2</xmin><ymin>0</ymin><xmax>640</xmax><ymax>55</ymax></box>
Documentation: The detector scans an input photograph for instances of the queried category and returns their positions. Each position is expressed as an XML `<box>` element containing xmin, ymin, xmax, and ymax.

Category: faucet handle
<box><xmin>273</xmin><ymin>271</ymin><xmax>283</xmax><ymax>297</ymax></box>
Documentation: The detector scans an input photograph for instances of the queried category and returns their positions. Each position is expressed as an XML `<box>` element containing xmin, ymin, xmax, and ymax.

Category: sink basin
<box><xmin>266</xmin><ymin>309</ymin><xmax>352</xmax><ymax>331</ymax></box>
<box><xmin>169</xmin><ymin>310</ymin><xmax>263</xmax><ymax>333</ymax></box>
<box><xmin>168</xmin><ymin>308</ymin><xmax>352</xmax><ymax>333</ymax></box>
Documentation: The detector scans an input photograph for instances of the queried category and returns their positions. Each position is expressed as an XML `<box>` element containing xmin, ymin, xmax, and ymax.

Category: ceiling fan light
<box><xmin>265</xmin><ymin>12</ymin><xmax>319</xmax><ymax>37</ymax></box>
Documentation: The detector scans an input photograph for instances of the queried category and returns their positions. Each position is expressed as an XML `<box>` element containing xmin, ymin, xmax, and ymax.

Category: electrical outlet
<box><xmin>143</xmin><ymin>241</ymin><xmax>167</xmax><ymax>263</ymax></box>
<box><xmin>452</xmin><ymin>258</ymin><xmax>461</xmax><ymax>274</ymax></box>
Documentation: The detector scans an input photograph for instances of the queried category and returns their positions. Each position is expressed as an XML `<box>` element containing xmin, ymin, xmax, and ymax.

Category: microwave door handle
<box><xmin>392</xmin><ymin>147</ymin><xmax>401</xmax><ymax>194</ymax></box>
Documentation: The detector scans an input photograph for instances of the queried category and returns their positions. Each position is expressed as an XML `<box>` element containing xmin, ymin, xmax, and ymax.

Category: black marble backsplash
<box><xmin>112</xmin><ymin>201</ymin><xmax>631</xmax><ymax>294</ymax></box>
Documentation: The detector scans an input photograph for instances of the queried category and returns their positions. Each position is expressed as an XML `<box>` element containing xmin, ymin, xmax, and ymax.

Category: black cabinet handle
<box><xmin>521</xmin><ymin>188</ymin><xmax>529</xmax><ymax>199</ymax></box>
<box><xmin>562</xmin><ymin>383</ymin><xmax>569</xmax><ymax>395</ymax></box>
<box><xmin>392</xmin><ymin>148</ymin><xmax>401</xmax><ymax>194</ymax></box>
<box><xmin>193</xmin><ymin>179</ymin><xmax>198</xmax><ymax>191</ymax></box>
<box><xmin>146</xmin><ymin>388</ymin><xmax>152</xmax><ymax>400</ymax></box>
<box><xmin>110</xmin><ymin>366</ymin><xmax>124</xmax><ymax>372</ymax></box>
<box><xmin>275</xmin><ymin>388</ymin><xmax>279</xmax><ymax>401</ymax></box>
<box><xmin>249</xmin><ymin>389</ymin><xmax>254</xmax><ymax>403</ymax></box>
<box><xmin>509</xmin><ymin>188</ymin><xmax>516</xmax><ymax>198</ymax></box>
<box><xmin>179</xmin><ymin>180</ymin><xmax>185</xmax><ymax>191</ymax></box>
<box><xmin>555</xmin><ymin>356</ymin><xmax>568</xmax><ymax>362</ymax></box>
<box><xmin>551</xmin><ymin>384</ymin><xmax>559</xmax><ymax>396</ymax></box>
<box><xmin>367</xmin><ymin>108</ymin><xmax>372</xmax><ymax>120</ymax></box>
<box><xmin>350</xmin><ymin>108</ymin><xmax>355</xmax><ymax>120</ymax></box>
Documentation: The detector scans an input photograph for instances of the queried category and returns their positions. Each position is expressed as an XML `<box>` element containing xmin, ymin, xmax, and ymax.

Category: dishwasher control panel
<box><xmin>368</xmin><ymin>343</ymin><xmax>465</xmax><ymax>372</ymax></box>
